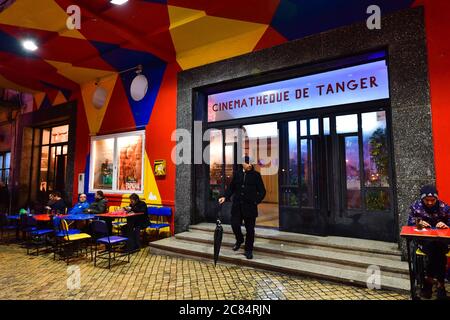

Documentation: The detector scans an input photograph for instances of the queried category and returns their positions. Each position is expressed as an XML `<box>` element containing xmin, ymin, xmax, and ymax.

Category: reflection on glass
<box><xmin>48</xmin><ymin>146</ymin><xmax>56</xmax><ymax>191</ymax></box>
<box><xmin>93</xmin><ymin>138</ymin><xmax>114</xmax><ymax>190</ymax></box>
<box><xmin>209</xmin><ymin>130</ymin><xmax>223</xmax><ymax>185</ymax></box>
<box><xmin>225</xmin><ymin>128</ymin><xmax>239</xmax><ymax>144</ymax></box>
<box><xmin>117</xmin><ymin>135</ymin><xmax>143</xmax><ymax>191</ymax></box>
<box><xmin>4</xmin><ymin>169</ymin><xmax>9</xmax><ymax>184</ymax></box>
<box><xmin>300</xmin><ymin>139</ymin><xmax>313</xmax><ymax>207</ymax></box>
<box><xmin>345</xmin><ymin>136</ymin><xmax>361</xmax><ymax>209</ymax></box>
<box><xmin>362</xmin><ymin>111</ymin><xmax>389</xmax><ymax>187</ymax></box>
<box><xmin>365</xmin><ymin>189</ymin><xmax>390</xmax><ymax>211</ymax></box>
<box><xmin>42</xmin><ymin>129</ymin><xmax>50</xmax><ymax>145</ymax></box>
<box><xmin>5</xmin><ymin>153</ymin><xmax>10</xmax><ymax>169</ymax></box>
<box><xmin>50</xmin><ymin>125</ymin><xmax>69</xmax><ymax>144</ymax></box>
<box><xmin>300</xmin><ymin>120</ymin><xmax>307</xmax><ymax>137</ymax></box>
<box><xmin>39</xmin><ymin>146</ymin><xmax>49</xmax><ymax>192</ymax></box>
<box><xmin>323</xmin><ymin>118</ymin><xmax>330</xmax><ymax>135</ymax></box>
<box><xmin>288</xmin><ymin>121</ymin><xmax>298</xmax><ymax>186</ymax></box>
<box><xmin>336</xmin><ymin>114</ymin><xmax>358</xmax><ymax>134</ymax></box>
<box><xmin>281</xmin><ymin>187</ymin><xmax>299</xmax><ymax>207</ymax></box>
<box><xmin>224</xmin><ymin>144</ymin><xmax>234</xmax><ymax>186</ymax></box>
<box><xmin>309</xmin><ymin>118</ymin><xmax>319</xmax><ymax>136</ymax></box>
<box><xmin>0</xmin><ymin>156</ymin><xmax>3</xmax><ymax>169</ymax></box>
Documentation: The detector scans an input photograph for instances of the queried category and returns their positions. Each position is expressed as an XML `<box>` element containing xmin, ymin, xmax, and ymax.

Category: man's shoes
<box><xmin>436</xmin><ymin>286</ymin><xmax>447</xmax><ymax>300</ymax></box>
<box><xmin>232</xmin><ymin>241</ymin><xmax>243</xmax><ymax>251</ymax></box>
<box><xmin>244</xmin><ymin>251</ymin><xmax>253</xmax><ymax>259</ymax></box>
<box><xmin>420</xmin><ymin>280</ymin><xmax>433</xmax><ymax>299</ymax></box>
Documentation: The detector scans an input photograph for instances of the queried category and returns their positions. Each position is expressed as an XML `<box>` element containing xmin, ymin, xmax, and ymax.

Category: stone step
<box><xmin>175</xmin><ymin>230</ymin><xmax>409</xmax><ymax>277</ymax></box>
<box><xmin>148</xmin><ymin>237</ymin><xmax>410</xmax><ymax>293</ymax></box>
<box><xmin>189</xmin><ymin>223</ymin><xmax>402</xmax><ymax>258</ymax></box>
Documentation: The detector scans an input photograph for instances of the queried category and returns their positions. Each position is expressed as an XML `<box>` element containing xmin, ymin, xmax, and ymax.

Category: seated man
<box><xmin>68</xmin><ymin>193</ymin><xmax>90</xmax><ymax>215</ymax></box>
<box><xmin>45</xmin><ymin>191</ymin><xmax>66</xmax><ymax>214</ymax></box>
<box><xmin>124</xmin><ymin>193</ymin><xmax>149</xmax><ymax>250</ymax></box>
<box><xmin>84</xmin><ymin>190</ymin><xmax>108</xmax><ymax>214</ymax></box>
<box><xmin>126</xmin><ymin>193</ymin><xmax>149</xmax><ymax>229</ymax></box>
<box><xmin>408</xmin><ymin>185</ymin><xmax>449</xmax><ymax>300</ymax></box>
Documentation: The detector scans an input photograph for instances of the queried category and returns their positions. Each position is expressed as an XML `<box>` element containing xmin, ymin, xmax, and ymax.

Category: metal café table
<box><xmin>400</xmin><ymin>226</ymin><xmax>450</xmax><ymax>300</ymax></box>
<box><xmin>95</xmin><ymin>211</ymin><xmax>145</xmax><ymax>252</ymax></box>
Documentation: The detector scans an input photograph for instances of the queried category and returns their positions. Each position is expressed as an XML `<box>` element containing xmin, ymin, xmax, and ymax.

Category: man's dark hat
<box><xmin>420</xmin><ymin>185</ymin><xmax>438</xmax><ymax>199</ymax></box>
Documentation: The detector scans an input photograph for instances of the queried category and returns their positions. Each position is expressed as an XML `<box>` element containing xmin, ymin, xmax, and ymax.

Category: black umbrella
<box><xmin>213</xmin><ymin>203</ymin><xmax>223</xmax><ymax>266</ymax></box>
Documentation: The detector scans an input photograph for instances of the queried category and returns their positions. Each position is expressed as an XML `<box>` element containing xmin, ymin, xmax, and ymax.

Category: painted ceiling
<box><xmin>0</xmin><ymin>0</ymin><xmax>416</xmax><ymax>98</ymax></box>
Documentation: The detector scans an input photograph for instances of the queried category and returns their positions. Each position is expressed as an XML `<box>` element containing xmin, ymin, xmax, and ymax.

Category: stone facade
<box><xmin>176</xmin><ymin>7</ymin><xmax>433</xmax><ymax>255</ymax></box>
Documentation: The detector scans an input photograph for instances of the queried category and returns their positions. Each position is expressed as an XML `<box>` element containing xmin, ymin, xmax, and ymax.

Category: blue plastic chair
<box><xmin>0</xmin><ymin>213</ymin><xmax>17</xmax><ymax>243</ymax></box>
<box><xmin>147</xmin><ymin>206</ymin><xmax>171</xmax><ymax>239</ymax></box>
<box><xmin>52</xmin><ymin>216</ymin><xmax>81</xmax><ymax>261</ymax></box>
<box><xmin>91</xmin><ymin>220</ymin><xmax>130</xmax><ymax>269</ymax></box>
<box><xmin>25</xmin><ymin>216</ymin><xmax>53</xmax><ymax>255</ymax></box>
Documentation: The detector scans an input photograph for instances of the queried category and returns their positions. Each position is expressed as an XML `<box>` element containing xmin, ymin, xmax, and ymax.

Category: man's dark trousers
<box><xmin>231</xmin><ymin>204</ymin><xmax>256</xmax><ymax>252</ymax></box>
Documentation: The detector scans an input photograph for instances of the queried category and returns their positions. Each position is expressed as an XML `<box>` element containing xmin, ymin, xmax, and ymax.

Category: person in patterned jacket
<box><xmin>408</xmin><ymin>185</ymin><xmax>449</xmax><ymax>300</ymax></box>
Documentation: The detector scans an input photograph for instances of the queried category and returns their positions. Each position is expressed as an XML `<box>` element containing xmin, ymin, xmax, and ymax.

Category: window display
<box><xmin>89</xmin><ymin>131</ymin><xmax>145</xmax><ymax>193</ymax></box>
<box><xmin>117</xmin><ymin>135</ymin><xmax>143</xmax><ymax>191</ymax></box>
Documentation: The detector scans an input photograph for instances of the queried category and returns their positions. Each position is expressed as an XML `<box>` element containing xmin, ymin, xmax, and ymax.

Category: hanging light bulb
<box><xmin>130</xmin><ymin>65</ymin><xmax>148</xmax><ymax>102</ymax></box>
<box><xmin>92</xmin><ymin>80</ymin><xmax>107</xmax><ymax>109</ymax></box>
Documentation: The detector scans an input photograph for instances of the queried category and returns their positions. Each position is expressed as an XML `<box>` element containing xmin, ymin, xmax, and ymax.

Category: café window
<box><xmin>89</xmin><ymin>131</ymin><xmax>144</xmax><ymax>193</ymax></box>
<box><xmin>0</xmin><ymin>151</ymin><xmax>11</xmax><ymax>184</ymax></box>
<box><xmin>38</xmin><ymin>125</ymin><xmax>69</xmax><ymax>193</ymax></box>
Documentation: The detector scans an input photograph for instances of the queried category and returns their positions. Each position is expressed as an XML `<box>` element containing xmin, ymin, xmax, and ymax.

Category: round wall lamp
<box><xmin>92</xmin><ymin>82</ymin><xmax>107</xmax><ymax>109</ymax></box>
<box><xmin>130</xmin><ymin>65</ymin><xmax>148</xmax><ymax>102</ymax></box>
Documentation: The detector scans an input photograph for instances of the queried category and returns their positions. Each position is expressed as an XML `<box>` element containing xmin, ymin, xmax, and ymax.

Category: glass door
<box><xmin>279</xmin><ymin>118</ymin><xmax>327</xmax><ymax>235</ymax></box>
<box><xmin>38</xmin><ymin>125</ymin><xmax>69</xmax><ymax>201</ymax></box>
<box><xmin>332</xmin><ymin>110</ymin><xmax>394</xmax><ymax>241</ymax></box>
<box><xmin>279</xmin><ymin>109</ymin><xmax>395</xmax><ymax>241</ymax></box>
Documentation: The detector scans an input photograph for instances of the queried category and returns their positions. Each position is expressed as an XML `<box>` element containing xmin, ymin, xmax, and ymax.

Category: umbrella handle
<box><xmin>217</xmin><ymin>202</ymin><xmax>223</xmax><ymax>222</ymax></box>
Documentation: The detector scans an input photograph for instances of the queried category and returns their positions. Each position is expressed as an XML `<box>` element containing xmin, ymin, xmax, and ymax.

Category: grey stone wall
<box><xmin>176</xmin><ymin>6</ymin><xmax>433</xmax><ymax>254</ymax></box>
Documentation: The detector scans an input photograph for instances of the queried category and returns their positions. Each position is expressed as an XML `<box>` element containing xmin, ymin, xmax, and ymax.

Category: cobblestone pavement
<box><xmin>0</xmin><ymin>244</ymin><xmax>409</xmax><ymax>300</ymax></box>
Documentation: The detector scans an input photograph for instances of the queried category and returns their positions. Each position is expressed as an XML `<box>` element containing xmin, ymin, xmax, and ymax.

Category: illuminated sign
<box><xmin>207</xmin><ymin>60</ymin><xmax>389</xmax><ymax>122</ymax></box>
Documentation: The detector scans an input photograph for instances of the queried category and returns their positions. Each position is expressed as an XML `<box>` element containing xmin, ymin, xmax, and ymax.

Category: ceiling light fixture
<box><xmin>130</xmin><ymin>65</ymin><xmax>148</xmax><ymax>102</ymax></box>
<box><xmin>22</xmin><ymin>39</ymin><xmax>38</xmax><ymax>51</ymax></box>
<box><xmin>110</xmin><ymin>0</ymin><xmax>129</xmax><ymax>5</ymax></box>
<box><xmin>92</xmin><ymin>79</ymin><xmax>108</xmax><ymax>109</ymax></box>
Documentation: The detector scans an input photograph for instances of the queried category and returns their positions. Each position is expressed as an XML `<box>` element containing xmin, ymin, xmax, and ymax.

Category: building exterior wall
<box><xmin>176</xmin><ymin>7</ymin><xmax>433</xmax><ymax>252</ymax></box>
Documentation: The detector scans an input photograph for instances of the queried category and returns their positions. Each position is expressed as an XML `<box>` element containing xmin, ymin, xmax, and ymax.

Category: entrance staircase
<box><xmin>148</xmin><ymin>223</ymin><xmax>410</xmax><ymax>293</ymax></box>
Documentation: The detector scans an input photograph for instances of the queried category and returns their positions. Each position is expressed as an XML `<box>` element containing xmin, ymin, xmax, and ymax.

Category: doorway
<box><xmin>208</xmin><ymin>122</ymin><xmax>279</xmax><ymax>228</ymax></box>
<box><xmin>38</xmin><ymin>125</ymin><xmax>69</xmax><ymax>201</ymax></box>
<box><xmin>279</xmin><ymin>109</ymin><xmax>395</xmax><ymax>241</ymax></box>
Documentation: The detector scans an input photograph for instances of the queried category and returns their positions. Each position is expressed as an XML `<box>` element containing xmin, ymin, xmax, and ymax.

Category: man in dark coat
<box><xmin>84</xmin><ymin>190</ymin><xmax>108</xmax><ymax>214</ymax></box>
<box><xmin>219</xmin><ymin>156</ymin><xmax>266</xmax><ymax>259</ymax></box>
<box><xmin>407</xmin><ymin>185</ymin><xmax>449</xmax><ymax>300</ymax></box>
<box><xmin>127</xmin><ymin>193</ymin><xmax>149</xmax><ymax>229</ymax></box>
<box><xmin>125</xmin><ymin>193</ymin><xmax>149</xmax><ymax>250</ymax></box>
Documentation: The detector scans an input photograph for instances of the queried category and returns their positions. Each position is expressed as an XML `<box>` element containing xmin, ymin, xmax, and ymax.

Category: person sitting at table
<box><xmin>68</xmin><ymin>193</ymin><xmax>90</xmax><ymax>215</ymax></box>
<box><xmin>408</xmin><ymin>185</ymin><xmax>450</xmax><ymax>300</ymax></box>
<box><xmin>84</xmin><ymin>190</ymin><xmax>108</xmax><ymax>214</ymax></box>
<box><xmin>124</xmin><ymin>193</ymin><xmax>149</xmax><ymax>250</ymax></box>
<box><xmin>126</xmin><ymin>193</ymin><xmax>149</xmax><ymax>228</ymax></box>
<box><xmin>45</xmin><ymin>191</ymin><xmax>66</xmax><ymax>214</ymax></box>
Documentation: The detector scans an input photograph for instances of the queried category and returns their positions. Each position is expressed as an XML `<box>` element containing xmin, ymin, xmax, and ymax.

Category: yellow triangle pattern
<box><xmin>0</xmin><ymin>0</ymin><xmax>85</xmax><ymax>39</ymax></box>
<box><xmin>168</xmin><ymin>5</ymin><xmax>206</xmax><ymax>30</ymax></box>
<box><xmin>52</xmin><ymin>90</ymin><xmax>67</xmax><ymax>106</ymax></box>
<box><xmin>33</xmin><ymin>92</ymin><xmax>46</xmax><ymax>109</ymax></box>
<box><xmin>45</xmin><ymin>60</ymin><xmax>115</xmax><ymax>84</ymax></box>
<box><xmin>168</xmin><ymin>6</ymin><xmax>268</xmax><ymax>70</ymax></box>
<box><xmin>119</xmin><ymin>152</ymin><xmax>162</xmax><ymax>206</ymax></box>
<box><xmin>81</xmin><ymin>74</ymin><xmax>118</xmax><ymax>135</ymax></box>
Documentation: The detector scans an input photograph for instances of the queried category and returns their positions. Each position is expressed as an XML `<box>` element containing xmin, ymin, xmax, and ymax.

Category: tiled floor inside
<box><xmin>0</xmin><ymin>243</ymin><xmax>409</xmax><ymax>300</ymax></box>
